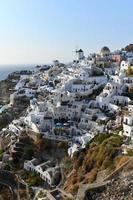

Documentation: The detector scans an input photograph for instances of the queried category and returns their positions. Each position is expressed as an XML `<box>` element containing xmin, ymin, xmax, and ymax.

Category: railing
<box><xmin>27</xmin><ymin>128</ymin><xmax>71</xmax><ymax>142</ymax></box>
<box><xmin>123</xmin><ymin>122</ymin><xmax>133</xmax><ymax>126</ymax></box>
<box><xmin>42</xmin><ymin>134</ymin><xmax>70</xmax><ymax>142</ymax></box>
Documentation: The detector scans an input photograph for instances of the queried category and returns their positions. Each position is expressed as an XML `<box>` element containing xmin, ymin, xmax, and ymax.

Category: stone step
<box><xmin>96</xmin><ymin>170</ymin><xmax>107</xmax><ymax>183</ymax></box>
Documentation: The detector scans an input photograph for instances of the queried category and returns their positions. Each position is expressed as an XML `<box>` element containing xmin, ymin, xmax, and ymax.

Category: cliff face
<box><xmin>0</xmin><ymin>75</ymin><xmax>19</xmax><ymax>130</ymax></box>
<box><xmin>0</xmin><ymin>74</ymin><xmax>19</xmax><ymax>105</ymax></box>
<box><xmin>0</xmin><ymin>185</ymin><xmax>13</xmax><ymax>200</ymax></box>
<box><xmin>63</xmin><ymin>134</ymin><xmax>130</xmax><ymax>194</ymax></box>
<box><xmin>85</xmin><ymin>158</ymin><xmax>133</xmax><ymax>200</ymax></box>
<box><xmin>0</xmin><ymin>73</ymin><xmax>28</xmax><ymax>130</ymax></box>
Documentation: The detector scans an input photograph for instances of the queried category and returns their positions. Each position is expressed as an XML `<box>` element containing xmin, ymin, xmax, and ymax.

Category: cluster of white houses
<box><xmin>1</xmin><ymin>46</ymin><xmax>133</xmax><ymax>176</ymax></box>
<box><xmin>22</xmin><ymin>49</ymin><xmax>133</xmax><ymax>155</ymax></box>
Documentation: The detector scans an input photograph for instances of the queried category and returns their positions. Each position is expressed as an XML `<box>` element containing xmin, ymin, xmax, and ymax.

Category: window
<box><xmin>125</xmin><ymin>118</ymin><xmax>128</xmax><ymax>124</ymax></box>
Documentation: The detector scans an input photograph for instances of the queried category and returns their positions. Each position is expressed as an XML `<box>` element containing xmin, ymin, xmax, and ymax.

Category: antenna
<box><xmin>72</xmin><ymin>45</ymin><xmax>79</xmax><ymax>60</ymax></box>
<box><xmin>75</xmin><ymin>45</ymin><xmax>78</xmax><ymax>53</ymax></box>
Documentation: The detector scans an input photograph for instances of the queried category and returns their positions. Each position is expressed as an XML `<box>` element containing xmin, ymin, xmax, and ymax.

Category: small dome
<box><xmin>77</xmin><ymin>49</ymin><xmax>83</xmax><ymax>52</ymax></box>
<box><xmin>100</xmin><ymin>46</ymin><xmax>110</xmax><ymax>53</ymax></box>
<box><xmin>100</xmin><ymin>46</ymin><xmax>110</xmax><ymax>56</ymax></box>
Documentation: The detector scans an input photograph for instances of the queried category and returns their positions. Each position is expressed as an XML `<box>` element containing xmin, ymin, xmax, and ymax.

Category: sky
<box><xmin>0</xmin><ymin>0</ymin><xmax>133</xmax><ymax>65</ymax></box>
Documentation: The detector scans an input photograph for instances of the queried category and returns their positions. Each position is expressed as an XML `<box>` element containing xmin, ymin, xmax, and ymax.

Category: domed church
<box><xmin>100</xmin><ymin>46</ymin><xmax>110</xmax><ymax>57</ymax></box>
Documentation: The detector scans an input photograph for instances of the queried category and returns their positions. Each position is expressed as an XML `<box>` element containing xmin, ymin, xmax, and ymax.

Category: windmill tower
<box><xmin>77</xmin><ymin>49</ymin><xmax>84</xmax><ymax>60</ymax></box>
<box><xmin>73</xmin><ymin>47</ymin><xmax>84</xmax><ymax>60</ymax></box>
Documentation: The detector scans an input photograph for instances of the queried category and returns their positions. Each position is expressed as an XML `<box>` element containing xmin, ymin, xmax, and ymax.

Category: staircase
<box><xmin>96</xmin><ymin>170</ymin><xmax>107</xmax><ymax>183</ymax></box>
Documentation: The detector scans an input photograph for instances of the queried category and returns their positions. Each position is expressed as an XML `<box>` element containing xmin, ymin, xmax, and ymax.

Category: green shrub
<box><xmin>0</xmin><ymin>149</ymin><xmax>4</xmax><ymax>160</ymax></box>
<box><xmin>27</xmin><ymin>172</ymin><xmax>43</xmax><ymax>186</ymax></box>
<box><xmin>127</xmin><ymin>149</ymin><xmax>133</xmax><ymax>156</ymax></box>
<box><xmin>61</xmin><ymin>157</ymin><xmax>73</xmax><ymax>173</ymax></box>
<box><xmin>72</xmin><ymin>184</ymin><xmax>79</xmax><ymax>193</ymax></box>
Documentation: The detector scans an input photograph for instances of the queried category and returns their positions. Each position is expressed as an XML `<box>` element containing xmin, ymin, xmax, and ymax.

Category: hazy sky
<box><xmin>0</xmin><ymin>0</ymin><xmax>133</xmax><ymax>65</ymax></box>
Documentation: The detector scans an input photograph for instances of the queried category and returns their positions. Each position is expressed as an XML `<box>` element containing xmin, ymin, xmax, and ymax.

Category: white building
<box><xmin>15</xmin><ymin>75</ymin><xmax>29</xmax><ymax>90</ymax></box>
<box><xmin>123</xmin><ymin>102</ymin><xmax>133</xmax><ymax>139</ymax></box>
<box><xmin>123</xmin><ymin>114</ymin><xmax>133</xmax><ymax>138</ymax></box>
<box><xmin>76</xmin><ymin>49</ymin><xmax>84</xmax><ymax>60</ymax></box>
<box><xmin>120</xmin><ymin>60</ymin><xmax>130</xmax><ymax>71</ymax></box>
<box><xmin>24</xmin><ymin>158</ymin><xmax>42</xmax><ymax>172</ymax></box>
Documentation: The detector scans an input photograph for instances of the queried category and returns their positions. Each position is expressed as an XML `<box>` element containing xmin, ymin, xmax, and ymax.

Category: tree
<box><xmin>35</xmin><ymin>135</ymin><xmax>45</xmax><ymax>151</ymax></box>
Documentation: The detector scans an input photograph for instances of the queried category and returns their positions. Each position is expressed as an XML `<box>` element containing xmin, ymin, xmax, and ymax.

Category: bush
<box><xmin>78</xmin><ymin>174</ymin><xmax>84</xmax><ymax>182</ymax></box>
<box><xmin>76</xmin><ymin>154</ymin><xmax>84</xmax><ymax>168</ymax></box>
<box><xmin>101</xmin><ymin>156</ymin><xmax>114</xmax><ymax>170</ymax></box>
<box><xmin>72</xmin><ymin>177</ymin><xmax>77</xmax><ymax>185</ymax></box>
<box><xmin>57</xmin><ymin>141</ymin><xmax>68</xmax><ymax>149</ymax></box>
<box><xmin>72</xmin><ymin>184</ymin><xmax>79</xmax><ymax>193</ymax></box>
<box><xmin>0</xmin><ymin>149</ymin><xmax>4</xmax><ymax>160</ymax></box>
<box><xmin>86</xmin><ymin>168</ymin><xmax>98</xmax><ymax>183</ymax></box>
<box><xmin>86</xmin><ymin>142</ymin><xmax>90</xmax><ymax>149</ymax></box>
<box><xmin>127</xmin><ymin>149</ymin><xmax>133</xmax><ymax>156</ymax></box>
<box><xmin>24</xmin><ymin>145</ymin><xmax>34</xmax><ymax>157</ymax></box>
<box><xmin>91</xmin><ymin>133</ymin><xmax>113</xmax><ymax>145</ymax></box>
<box><xmin>101</xmin><ymin>135</ymin><xmax>123</xmax><ymax>148</ymax></box>
<box><xmin>27</xmin><ymin>172</ymin><xmax>43</xmax><ymax>186</ymax></box>
<box><xmin>61</xmin><ymin>157</ymin><xmax>73</xmax><ymax>174</ymax></box>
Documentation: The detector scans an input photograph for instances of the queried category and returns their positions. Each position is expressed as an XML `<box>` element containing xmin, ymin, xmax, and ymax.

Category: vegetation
<box><xmin>0</xmin><ymin>149</ymin><xmax>4</xmax><ymax>160</ymax></box>
<box><xmin>61</xmin><ymin>156</ymin><xmax>73</xmax><ymax>175</ymax></box>
<box><xmin>34</xmin><ymin>189</ymin><xmax>47</xmax><ymax>200</ymax></box>
<box><xmin>21</xmin><ymin>171</ymin><xmax>43</xmax><ymax>186</ymax></box>
<box><xmin>126</xmin><ymin>66</ymin><xmax>133</xmax><ymax>76</ymax></box>
<box><xmin>23</xmin><ymin>145</ymin><xmax>34</xmax><ymax>157</ymax></box>
<box><xmin>0</xmin><ymin>112</ymin><xmax>13</xmax><ymax>130</ymax></box>
<box><xmin>127</xmin><ymin>149</ymin><xmax>133</xmax><ymax>156</ymax></box>
<box><xmin>35</xmin><ymin>135</ymin><xmax>54</xmax><ymax>152</ymax></box>
<box><xmin>57</xmin><ymin>141</ymin><xmax>68</xmax><ymax>149</ymax></box>
<box><xmin>64</xmin><ymin>133</ymin><xmax>125</xmax><ymax>193</ymax></box>
<box><xmin>35</xmin><ymin>135</ymin><xmax>46</xmax><ymax>151</ymax></box>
